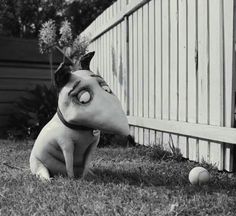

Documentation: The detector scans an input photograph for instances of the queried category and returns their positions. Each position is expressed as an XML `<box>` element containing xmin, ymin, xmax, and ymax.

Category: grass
<box><xmin>0</xmin><ymin>139</ymin><xmax>236</xmax><ymax>215</ymax></box>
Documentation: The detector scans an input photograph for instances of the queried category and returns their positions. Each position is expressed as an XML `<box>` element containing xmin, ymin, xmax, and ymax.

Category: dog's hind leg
<box><xmin>30</xmin><ymin>156</ymin><xmax>51</xmax><ymax>182</ymax></box>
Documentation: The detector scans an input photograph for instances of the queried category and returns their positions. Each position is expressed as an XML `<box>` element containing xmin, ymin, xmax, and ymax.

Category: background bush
<box><xmin>0</xmin><ymin>0</ymin><xmax>116</xmax><ymax>39</ymax></box>
<box><xmin>7</xmin><ymin>84</ymin><xmax>57</xmax><ymax>139</ymax></box>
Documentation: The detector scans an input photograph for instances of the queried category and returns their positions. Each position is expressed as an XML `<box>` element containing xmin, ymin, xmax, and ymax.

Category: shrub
<box><xmin>0</xmin><ymin>0</ymin><xmax>116</xmax><ymax>38</ymax></box>
<box><xmin>7</xmin><ymin>84</ymin><xmax>57</xmax><ymax>139</ymax></box>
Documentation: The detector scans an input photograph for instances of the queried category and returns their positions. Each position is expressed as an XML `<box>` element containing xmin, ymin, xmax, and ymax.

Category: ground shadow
<box><xmin>86</xmin><ymin>166</ymin><xmax>188</xmax><ymax>187</ymax></box>
<box><xmin>84</xmin><ymin>165</ymin><xmax>236</xmax><ymax>196</ymax></box>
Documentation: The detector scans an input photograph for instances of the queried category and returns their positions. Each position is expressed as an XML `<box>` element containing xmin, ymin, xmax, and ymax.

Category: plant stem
<box><xmin>55</xmin><ymin>46</ymin><xmax>74</xmax><ymax>64</ymax></box>
<box><xmin>49</xmin><ymin>52</ymin><xmax>54</xmax><ymax>86</ymax></box>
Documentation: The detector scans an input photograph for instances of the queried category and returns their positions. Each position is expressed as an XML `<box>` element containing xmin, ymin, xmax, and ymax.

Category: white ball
<box><xmin>189</xmin><ymin>167</ymin><xmax>210</xmax><ymax>185</ymax></box>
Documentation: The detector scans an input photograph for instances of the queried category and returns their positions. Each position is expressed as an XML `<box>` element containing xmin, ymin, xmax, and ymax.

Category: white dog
<box><xmin>30</xmin><ymin>52</ymin><xmax>129</xmax><ymax>181</ymax></box>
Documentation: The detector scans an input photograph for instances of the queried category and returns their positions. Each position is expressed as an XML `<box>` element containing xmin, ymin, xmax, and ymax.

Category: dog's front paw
<box><xmin>36</xmin><ymin>174</ymin><xmax>53</xmax><ymax>183</ymax></box>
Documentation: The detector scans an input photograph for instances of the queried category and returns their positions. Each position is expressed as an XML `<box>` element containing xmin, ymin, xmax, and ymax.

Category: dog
<box><xmin>29</xmin><ymin>51</ymin><xmax>130</xmax><ymax>181</ymax></box>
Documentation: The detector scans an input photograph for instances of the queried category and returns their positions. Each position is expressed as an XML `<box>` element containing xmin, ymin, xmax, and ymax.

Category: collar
<box><xmin>56</xmin><ymin>107</ymin><xmax>93</xmax><ymax>131</ymax></box>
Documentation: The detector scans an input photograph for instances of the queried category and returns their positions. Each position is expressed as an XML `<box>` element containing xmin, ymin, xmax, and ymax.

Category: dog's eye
<box><xmin>101</xmin><ymin>85</ymin><xmax>112</xmax><ymax>93</ymax></box>
<box><xmin>77</xmin><ymin>90</ymin><xmax>91</xmax><ymax>104</ymax></box>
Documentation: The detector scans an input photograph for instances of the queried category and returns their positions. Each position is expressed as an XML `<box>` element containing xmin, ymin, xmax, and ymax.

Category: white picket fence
<box><xmin>81</xmin><ymin>0</ymin><xmax>236</xmax><ymax>171</ymax></box>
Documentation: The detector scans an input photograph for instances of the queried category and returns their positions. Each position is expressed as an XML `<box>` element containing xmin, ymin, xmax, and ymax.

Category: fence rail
<box><xmin>81</xmin><ymin>0</ymin><xmax>236</xmax><ymax>171</ymax></box>
<box><xmin>128</xmin><ymin>116</ymin><xmax>236</xmax><ymax>145</ymax></box>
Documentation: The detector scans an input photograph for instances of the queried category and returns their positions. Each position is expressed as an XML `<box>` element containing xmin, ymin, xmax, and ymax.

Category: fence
<box><xmin>0</xmin><ymin>37</ymin><xmax>60</xmax><ymax>128</ymax></box>
<box><xmin>81</xmin><ymin>0</ymin><xmax>236</xmax><ymax>171</ymax></box>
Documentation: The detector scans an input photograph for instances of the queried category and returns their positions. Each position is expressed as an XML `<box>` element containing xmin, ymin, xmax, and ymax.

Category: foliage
<box><xmin>39</xmin><ymin>19</ymin><xmax>89</xmax><ymax>66</ymax></box>
<box><xmin>0</xmin><ymin>0</ymin><xmax>116</xmax><ymax>39</ymax></box>
<box><xmin>38</xmin><ymin>18</ymin><xmax>89</xmax><ymax>88</ymax></box>
<box><xmin>7</xmin><ymin>84</ymin><xmax>57</xmax><ymax>139</ymax></box>
<box><xmin>0</xmin><ymin>0</ymin><xmax>64</xmax><ymax>38</ymax></box>
<box><xmin>70</xmin><ymin>35</ymin><xmax>89</xmax><ymax>61</ymax></box>
<box><xmin>63</xmin><ymin>0</ymin><xmax>116</xmax><ymax>35</ymax></box>
<box><xmin>58</xmin><ymin>20</ymin><xmax>73</xmax><ymax>47</ymax></box>
<box><xmin>38</xmin><ymin>19</ymin><xmax>57</xmax><ymax>54</ymax></box>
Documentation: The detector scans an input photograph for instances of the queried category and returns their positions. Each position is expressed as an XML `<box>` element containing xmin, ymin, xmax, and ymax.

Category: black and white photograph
<box><xmin>0</xmin><ymin>0</ymin><xmax>236</xmax><ymax>215</ymax></box>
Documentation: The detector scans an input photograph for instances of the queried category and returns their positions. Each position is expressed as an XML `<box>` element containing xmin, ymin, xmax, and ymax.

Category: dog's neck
<box><xmin>56</xmin><ymin>107</ymin><xmax>93</xmax><ymax>131</ymax></box>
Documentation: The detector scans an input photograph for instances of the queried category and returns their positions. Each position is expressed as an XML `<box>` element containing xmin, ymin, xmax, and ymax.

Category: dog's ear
<box><xmin>54</xmin><ymin>63</ymin><xmax>71</xmax><ymax>90</ymax></box>
<box><xmin>77</xmin><ymin>51</ymin><xmax>95</xmax><ymax>70</ymax></box>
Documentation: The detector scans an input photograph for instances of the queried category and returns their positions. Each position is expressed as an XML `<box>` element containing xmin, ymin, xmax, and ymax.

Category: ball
<box><xmin>189</xmin><ymin>167</ymin><xmax>210</xmax><ymax>185</ymax></box>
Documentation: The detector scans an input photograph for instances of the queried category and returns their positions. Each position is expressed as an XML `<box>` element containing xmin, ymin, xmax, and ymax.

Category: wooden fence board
<box><xmin>208</xmin><ymin>0</ymin><xmax>224</xmax><ymax>169</ymax></box>
<box><xmin>137</xmin><ymin>7</ymin><xmax>144</xmax><ymax>145</ymax></box>
<box><xmin>108</xmin><ymin>8</ymin><xmax>113</xmax><ymax>89</ymax></box>
<box><xmin>121</xmin><ymin>20</ymin><xmax>125</xmax><ymax>111</ymax></box>
<box><xmin>162</xmin><ymin>0</ymin><xmax>170</xmax><ymax>149</ymax></box>
<box><xmin>0</xmin><ymin>90</ymin><xmax>30</xmax><ymax>103</ymax></box>
<box><xmin>113</xmin><ymin>25</ymin><xmax>118</xmax><ymax>95</ymax></box>
<box><xmin>108</xmin><ymin>7</ymin><xmax>113</xmax><ymax>88</ymax></box>
<box><xmin>187</xmin><ymin>0</ymin><xmax>198</xmax><ymax>161</ymax></box>
<box><xmin>178</xmin><ymin>0</ymin><xmax>188</xmax><ymax>158</ymax></box>
<box><xmin>0</xmin><ymin>67</ymin><xmax>50</xmax><ymax>79</ymax></box>
<box><xmin>143</xmin><ymin>3</ymin><xmax>149</xmax><ymax>119</ymax></box>
<box><xmin>223</xmin><ymin>0</ymin><xmax>235</xmax><ymax>172</ymax></box>
<box><xmin>117</xmin><ymin>22</ymin><xmax>121</xmax><ymax>101</ymax></box>
<box><xmin>197</xmin><ymin>0</ymin><xmax>210</xmax><ymax>163</ymax></box>
<box><xmin>121</xmin><ymin>19</ymin><xmax>126</xmax><ymax>112</ymax></box>
<box><xmin>154</xmin><ymin>0</ymin><xmax>163</xmax><ymax>145</ymax></box>
<box><xmin>148</xmin><ymin>0</ymin><xmax>156</xmax><ymax>145</ymax></box>
<box><xmin>0</xmin><ymin>79</ymin><xmax>51</xmax><ymax>91</ymax></box>
<box><xmin>125</xmin><ymin>17</ymin><xmax>129</xmax><ymax>113</ymax></box>
<box><xmin>105</xmin><ymin>31</ymin><xmax>108</xmax><ymax>81</ymax></box>
<box><xmin>128</xmin><ymin>14</ymin><xmax>134</xmax><ymax>116</ymax></box>
<box><xmin>143</xmin><ymin>3</ymin><xmax>149</xmax><ymax>145</ymax></box>
<box><xmin>133</xmin><ymin>11</ymin><xmax>139</xmax><ymax>143</ymax></box>
<box><xmin>169</xmin><ymin>0</ymin><xmax>179</xmax><ymax>149</ymax></box>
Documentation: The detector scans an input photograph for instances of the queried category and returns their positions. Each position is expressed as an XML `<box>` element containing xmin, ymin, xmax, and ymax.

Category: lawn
<box><xmin>0</xmin><ymin>139</ymin><xmax>235</xmax><ymax>216</ymax></box>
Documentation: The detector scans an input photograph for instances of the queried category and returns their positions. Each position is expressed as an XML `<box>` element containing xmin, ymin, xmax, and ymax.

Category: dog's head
<box><xmin>54</xmin><ymin>51</ymin><xmax>129</xmax><ymax>136</ymax></box>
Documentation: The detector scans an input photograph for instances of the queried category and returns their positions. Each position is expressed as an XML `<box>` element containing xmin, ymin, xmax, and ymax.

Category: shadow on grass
<box><xmin>85</xmin><ymin>166</ymin><xmax>188</xmax><ymax>188</ymax></box>
<box><xmin>84</xmin><ymin>163</ymin><xmax>236</xmax><ymax>194</ymax></box>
